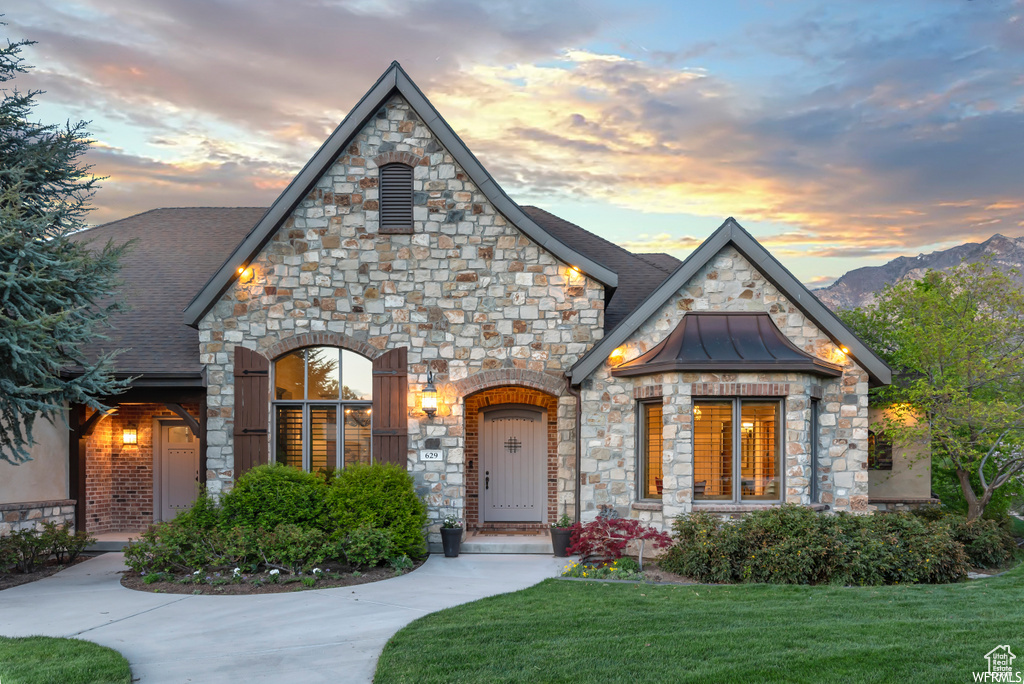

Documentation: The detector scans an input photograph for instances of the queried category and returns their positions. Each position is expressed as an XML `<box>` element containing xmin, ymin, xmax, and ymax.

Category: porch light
<box><xmin>237</xmin><ymin>266</ymin><xmax>254</xmax><ymax>283</ymax></box>
<box><xmin>840</xmin><ymin>345</ymin><xmax>850</xmax><ymax>354</ymax></box>
<box><xmin>608</xmin><ymin>347</ymin><xmax>626</xmax><ymax>366</ymax></box>
<box><xmin>122</xmin><ymin>425</ymin><xmax>138</xmax><ymax>445</ymax></box>
<box><xmin>421</xmin><ymin>370</ymin><xmax>438</xmax><ymax>419</ymax></box>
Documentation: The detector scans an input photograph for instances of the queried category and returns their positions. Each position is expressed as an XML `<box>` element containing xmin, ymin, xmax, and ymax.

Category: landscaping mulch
<box><xmin>0</xmin><ymin>555</ymin><xmax>95</xmax><ymax>592</ymax></box>
<box><xmin>120</xmin><ymin>556</ymin><xmax>426</xmax><ymax>595</ymax></box>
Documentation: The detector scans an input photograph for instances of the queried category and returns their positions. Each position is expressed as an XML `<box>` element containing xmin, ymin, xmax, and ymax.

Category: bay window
<box><xmin>693</xmin><ymin>399</ymin><xmax>782</xmax><ymax>502</ymax></box>
<box><xmin>272</xmin><ymin>347</ymin><xmax>373</xmax><ymax>472</ymax></box>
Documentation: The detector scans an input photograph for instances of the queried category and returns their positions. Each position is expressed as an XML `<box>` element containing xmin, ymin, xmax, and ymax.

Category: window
<box><xmin>379</xmin><ymin>163</ymin><xmax>414</xmax><ymax>233</ymax></box>
<box><xmin>693</xmin><ymin>400</ymin><xmax>781</xmax><ymax>502</ymax></box>
<box><xmin>272</xmin><ymin>347</ymin><xmax>373</xmax><ymax>473</ymax></box>
<box><xmin>639</xmin><ymin>401</ymin><xmax>663</xmax><ymax>499</ymax></box>
<box><xmin>868</xmin><ymin>430</ymin><xmax>893</xmax><ymax>470</ymax></box>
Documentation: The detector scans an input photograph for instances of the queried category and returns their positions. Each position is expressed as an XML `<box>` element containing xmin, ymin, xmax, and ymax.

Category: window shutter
<box><xmin>233</xmin><ymin>346</ymin><xmax>269</xmax><ymax>477</ymax></box>
<box><xmin>372</xmin><ymin>347</ymin><xmax>408</xmax><ymax>467</ymax></box>
<box><xmin>379</xmin><ymin>163</ymin><xmax>414</xmax><ymax>234</ymax></box>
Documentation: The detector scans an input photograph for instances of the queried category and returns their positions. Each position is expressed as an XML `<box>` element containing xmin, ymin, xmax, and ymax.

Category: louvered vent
<box><xmin>379</xmin><ymin>163</ymin><xmax>414</xmax><ymax>233</ymax></box>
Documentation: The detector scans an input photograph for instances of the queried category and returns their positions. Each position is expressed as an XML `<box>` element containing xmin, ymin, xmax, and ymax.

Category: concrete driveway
<box><xmin>0</xmin><ymin>552</ymin><xmax>565</xmax><ymax>683</ymax></box>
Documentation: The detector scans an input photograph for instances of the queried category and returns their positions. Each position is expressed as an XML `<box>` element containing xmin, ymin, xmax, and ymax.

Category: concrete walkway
<box><xmin>0</xmin><ymin>552</ymin><xmax>565</xmax><ymax>683</ymax></box>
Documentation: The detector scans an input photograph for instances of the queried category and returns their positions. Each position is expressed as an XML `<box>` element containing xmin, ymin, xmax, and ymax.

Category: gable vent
<box><xmin>379</xmin><ymin>163</ymin><xmax>414</xmax><ymax>234</ymax></box>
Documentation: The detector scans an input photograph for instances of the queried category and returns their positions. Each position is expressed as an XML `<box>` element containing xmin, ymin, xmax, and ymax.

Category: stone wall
<box><xmin>580</xmin><ymin>245</ymin><xmax>870</xmax><ymax>529</ymax></box>
<box><xmin>0</xmin><ymin>499</ymin><xmax>76</xmax><ymax>535</ymax></box>
<box><xmin>199</xmin><ymin>94</ymin><xmax>604</xmax><ymax>531</ymax></box>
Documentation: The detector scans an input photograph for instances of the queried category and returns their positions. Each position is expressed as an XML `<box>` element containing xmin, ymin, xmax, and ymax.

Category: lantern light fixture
<box><xmin>421</xmin><ymin>370</ymin><xmax>438</xmax><ymax>419</ymax></box>
<box><xmin>840</xmin><ymin>345</ymin><xmax>850</xmax><ymax>354</ymax></box>
<box><xmin>122</xmin><ymin>424</ymin><xmax>138</xmax><ymax>445</ymax></box>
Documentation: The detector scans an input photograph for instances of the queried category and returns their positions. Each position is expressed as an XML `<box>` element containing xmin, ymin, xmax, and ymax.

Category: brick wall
<box><xmin>84</xmin><ymin>404</ymin><xmax>199</xmax><ymax>534</ymax></box>
<box><xmin>464</xmin><ymin>387</ymin><xmax>559</xmax><ymax>529</ymax></box>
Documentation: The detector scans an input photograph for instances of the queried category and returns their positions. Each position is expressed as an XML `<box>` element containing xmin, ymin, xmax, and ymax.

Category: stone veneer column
<box><xmin>785</xmin><ymin>385</ymin><xmax>812</xmax><ymax>504</ymax></box>
<box><xmin>661</xmin><ymin>373</ymin><xmax>693</xmax><ymax>520</ymax></box>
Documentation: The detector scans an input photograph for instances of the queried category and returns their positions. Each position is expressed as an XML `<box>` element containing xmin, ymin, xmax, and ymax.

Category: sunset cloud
<box><xmin>5</xmin><ymin>0</ymin><xmax>1023</xmax><ymax>280</ymax></box>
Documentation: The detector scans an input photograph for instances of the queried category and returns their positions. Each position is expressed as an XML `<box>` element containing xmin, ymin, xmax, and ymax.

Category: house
<box><xmin>0</xmin><ymin>62</ymin><xmax>931</xmax><ymax>543</ymax></box>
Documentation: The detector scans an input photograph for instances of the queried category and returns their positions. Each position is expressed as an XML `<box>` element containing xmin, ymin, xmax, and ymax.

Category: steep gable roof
<box><xmin>568</xmin><ymin>218</ymin><xmax>892</xmax><ymax>386</ymax></box>
<box><xmin>183</xmin><ymin>62</ymin><xmax>618</xmax><ymax>327</ymax></box>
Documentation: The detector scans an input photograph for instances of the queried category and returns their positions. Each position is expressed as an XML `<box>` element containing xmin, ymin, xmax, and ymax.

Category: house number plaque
<box><xmin>420</xmin><ymin>449</ymin><xmax>443</xmax><ymax>461</ymax></box>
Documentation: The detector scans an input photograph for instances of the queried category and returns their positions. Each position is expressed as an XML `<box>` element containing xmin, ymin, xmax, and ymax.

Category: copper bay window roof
<box><xmin>610</xmin><ymin>311</ymin><xmax>844</xmax><ymax>378</ymax></box>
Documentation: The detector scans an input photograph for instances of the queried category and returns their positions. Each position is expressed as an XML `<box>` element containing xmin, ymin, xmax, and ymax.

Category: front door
<box><xmin>480</xmin><ymin>407</ymin><xmax>545</xmax><ymax>522</ymax></box>
<box><xmin>160</xmin><ymin>424</ymin><xmax>199</xmax><ymax>521</ymax></box>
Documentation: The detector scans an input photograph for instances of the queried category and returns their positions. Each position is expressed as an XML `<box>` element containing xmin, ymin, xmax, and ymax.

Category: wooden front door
<box><xmin>480</xmin><ymin>407</ymin><xmax>545</xmax><ymax>523</ymax></box>
<box><xmin>160</xmin><ymin>424</ymin><xmax>199</xmax><ymax>521</ymax></box>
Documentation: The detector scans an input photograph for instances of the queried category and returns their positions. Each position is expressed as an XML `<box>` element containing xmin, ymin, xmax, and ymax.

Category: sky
<box><xmin>5</xmin><ymin>0</ymin><xmax>1024</xmax><ymax>285</ymax></box>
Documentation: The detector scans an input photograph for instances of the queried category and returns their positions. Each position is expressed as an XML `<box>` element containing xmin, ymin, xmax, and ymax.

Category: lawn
<box><xmin>0</xmin><ymin>636</ymin><xmax>131</xmax><ymax>684</ymax></box>
<box><xmin>375</xmin><ymin>565</ymin><xmax>1024</xmax><ymax>683</ymax></box>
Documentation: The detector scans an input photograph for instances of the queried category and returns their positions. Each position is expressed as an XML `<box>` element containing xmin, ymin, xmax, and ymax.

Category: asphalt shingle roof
<box><xmin>70</xmin><ymin>207</ymin><xmax>267</xmax><ymax>376</ymax></box>
<box><xmin>73</xmin><ymin>206</ymin><xmax>677</xmax><ymax>377</ymax></box>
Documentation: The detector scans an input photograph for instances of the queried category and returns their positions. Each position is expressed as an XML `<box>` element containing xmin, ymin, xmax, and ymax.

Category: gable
<box><xmin>184</xmin><ymin>62</ymin><xmax>617</xmax><ymax>327</ymax></box>
<box><xmin>569</xmin><ymin>218</ymin><xmax>892</xmax><ymax>386</ymax></box>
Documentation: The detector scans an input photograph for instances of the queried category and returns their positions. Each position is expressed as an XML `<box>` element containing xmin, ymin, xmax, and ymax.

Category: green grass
<box><xmin>1007</xmin><ymin>515</ymin><xmax>1024</xmax><ymax>538</ymax></box>
<box><xmin>0</xmin><ymin>637</ymin><xmax>131</xmax><ymax>684</ymax></box>
<box><xmin>375</xmin><ymin>566</ymin><xmax>1024</xmax><ymax>683</ymax></box>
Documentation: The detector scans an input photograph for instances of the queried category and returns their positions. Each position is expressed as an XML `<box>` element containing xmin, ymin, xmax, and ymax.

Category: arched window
<box><xmin>379</xmin><ymin>162</ymin><xmax>413</xmax><ymax>234</ymax></box>
<box><xmin>272</xmin><ymin>347</ymin><xmax>373</xmax><ymax>473</ymax></box>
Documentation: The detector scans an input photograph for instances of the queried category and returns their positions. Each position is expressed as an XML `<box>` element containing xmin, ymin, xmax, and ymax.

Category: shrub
<box><xmin>41</xmin><ymin>522</ymin><xmax>95</xmax><ymax>564</ymax></box>
<box><xmin>326</xmin><ymin>464</ymin><xmax>427</xmax><ymax>558</ymax></box>
<box><xmin>388</xmin><ymin>554</ymin><xmax>414</xmax><ymax>575</ymax></box>
<box><xmin>344</xmin><ymin>527</ymin><xmax>399</xmax><ymax>568</ymax></box>
<box><xmin>950</xmin><ymin>517</ymin><xmax>1017</xmax><ymax>569</ymax></box>
<box><xmin>124</xmin><ymin>522</ymin><xmax>249</xmax><ymax>575</ymax></box>
<box><xmin>172</xmin><ymin>487</ymin><xmax>222</xmax><ymax>530</ymax></box>
<box><xmin>252</xmin><ymin>524</ymin><xmax>331</xmax><ymax>574</ymax></box>
<box><xmin>0</xmin><ymin>529</ymin><xmax>51</xmax><ymax>573</ymax></box>
<box><xmin>660</xmin><ymin>506</ymin><xmax>972</xmax><ymax>586</ymax></box>
<box><xmin>567</xmin><ymin>517</ymin><xmax>672</xmax><ymax>571</ymax></box>
<box><xmin>221</xmin><ymin>464</ymin><xmax>327</xmax><ymax>531</ymax></box>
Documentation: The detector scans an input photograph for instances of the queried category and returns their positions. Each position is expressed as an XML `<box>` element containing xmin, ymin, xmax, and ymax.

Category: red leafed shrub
<box><xmin>566</xmin><ymin>518</ymin><xmax>673</xmax><ymax>570</ymax></box>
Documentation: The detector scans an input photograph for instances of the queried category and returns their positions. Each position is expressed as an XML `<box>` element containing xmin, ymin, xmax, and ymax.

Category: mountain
<box><xmin>813</xmin><ymin>233</ymin><xmax>1024</xmax><ymax>311</ymax></box>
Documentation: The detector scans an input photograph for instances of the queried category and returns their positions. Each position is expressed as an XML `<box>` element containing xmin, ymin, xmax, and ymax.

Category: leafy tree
<box><xmin>841</xmin><ymin>262</ymin><xmax>1024</xmax><ymax>520</ymax></box>
<box><xmin>0</xmin><ymin>33</ymin><xmax>130</xmax><ymax>464</ymax></box>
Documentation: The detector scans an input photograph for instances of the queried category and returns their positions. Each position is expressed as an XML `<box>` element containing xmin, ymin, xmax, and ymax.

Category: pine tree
<box><xmin>0</xmin><ymin>33</ymin><xmax>130</xmax><ymax>464</ymax></box>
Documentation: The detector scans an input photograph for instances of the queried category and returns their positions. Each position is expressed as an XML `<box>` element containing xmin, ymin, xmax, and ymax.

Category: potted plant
<box><xmin>440</xmin><ymin>516</ymin><xmax>462</xmax><ymax>558</ymax></box>
<box><xmin>550</xmin><ymin>514</ymin><xmax>574</xmax><ymax>557</ymax></box>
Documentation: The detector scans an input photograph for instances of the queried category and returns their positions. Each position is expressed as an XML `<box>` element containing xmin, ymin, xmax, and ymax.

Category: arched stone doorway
<box><xmin>464</xmin><ymin>386</ymin><xmax>558</xmax><ymax>530</ymax></box>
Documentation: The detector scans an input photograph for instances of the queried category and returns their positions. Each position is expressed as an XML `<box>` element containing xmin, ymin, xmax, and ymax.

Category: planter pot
<box><xmin>440</xmin><ymin>527</ymin><xmax>462</xmax><ymax>558</ymax></box>
<box><xmin>551</xmin><ymin>527</ymin><xmax>572</xmax><ymax>557</ymax></box>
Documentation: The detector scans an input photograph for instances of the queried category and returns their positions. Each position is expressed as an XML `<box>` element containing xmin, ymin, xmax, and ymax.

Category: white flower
<box><xmin>233</xmin><ymin>567</ymin><xmax>241</xmax><ymax>576</ymax></box>
<box><xmin>269</xmin><ymin>569</ymin><xmax>280</xmax><ymax>576</ymax></box>
<box><xmin>312</xmin><ymin>568</ymin><xmax>322</xmax><ymax>575</ymax></box>
<box><xmin>193</xmin><ymin>570</ymin><xmax>201</xmax><ymax>576</ymax></box>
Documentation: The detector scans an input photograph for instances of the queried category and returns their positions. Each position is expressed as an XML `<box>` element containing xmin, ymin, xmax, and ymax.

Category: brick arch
<box><xmin>372</xmin><ymin>151</ymin><xmax>424</xmax><ymax>169</ymax></box>
<box><xmin>265</xmin><ymin>332</ymin><xmax>381</xmax><ymax>361</ymax></box>
<box><xmin>464</xmin><ymin>385</ymin><xmax>559</xmax><ymax>529</ymax></box>
<box><xmin>451</xmin><ymin>368</ymin><xmax>566</xmax><ymax>399</ymax></box>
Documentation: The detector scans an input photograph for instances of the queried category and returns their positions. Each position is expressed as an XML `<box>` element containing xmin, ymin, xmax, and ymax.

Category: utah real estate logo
<box><xmin>974</xmin><ymin>645</ymin><xmax>1020</xmax><ymax>682</ymax></box>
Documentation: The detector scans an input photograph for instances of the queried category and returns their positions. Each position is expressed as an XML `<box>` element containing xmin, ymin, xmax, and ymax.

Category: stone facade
<box><xmin>0</xmin><ymin>499</ymin><xmax>76</xmax><ymax>535</ymax></box>
<box><xmin>198</xmin><ymin>94</ymin><xmax>605</xmax><ymax>535</ymax></box>
<box><xmin>580</xmin><ymin>246</ymin><xmax>871</xmax><ymax>529</ymax></box>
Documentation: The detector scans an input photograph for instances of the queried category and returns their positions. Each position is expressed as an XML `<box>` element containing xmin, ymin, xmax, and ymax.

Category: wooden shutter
<box><xmin>372</xmin><ymin>347</ymin><xmax>408</xmax><ymax>467</ymax></box>
<box><xmin>233</xmin><ymin>346</ymin><xmax>269</xmax><ymax>477</ymax></box>
<box><xmin>379</xmin><ymin>163</ymin><xmax>413</xmax><ymax>233</ymax></box>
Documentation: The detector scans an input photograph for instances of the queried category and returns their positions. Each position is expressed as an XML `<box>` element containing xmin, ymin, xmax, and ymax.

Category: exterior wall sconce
<box><xmin>839</xmin><ymin>345</ymin><xmax>850</xmax><ymax>354</ymax></box>
<box><xmin>122</xmin><ymin>424</ymin><xmax>138</xmax><ymax>445</ymax></box>
<box><xmin>237</xmin><ymin>265</ymin><xmax>254</xmax><ymax>283</ymax></box>
<box><xmin>421</xmin><ymin>370</ymin><xmax>438</xmax><ymax>419</ymax></box>
<box><xmin>608</xmin><ymin>347</ymin><xmax>626</xmax><ymax>366</ymax></box>
<box><xmin>566</xmin><ymin>266</ymin><xmax>584</xmax><ymax>287</ymax></box>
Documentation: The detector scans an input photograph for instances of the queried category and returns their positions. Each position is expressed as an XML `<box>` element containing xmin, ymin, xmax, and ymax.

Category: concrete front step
<box><xmin>459</xmin><ymin>531</ymin><xmax>553</xmax><ymax>555</ymax></box>
<box><xmin>86</xmin><ymin>531</ymin><xmax>144</xmax><ymax>552</ymax></box>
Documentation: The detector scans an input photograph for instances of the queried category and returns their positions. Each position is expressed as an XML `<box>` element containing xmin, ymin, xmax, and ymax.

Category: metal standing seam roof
<box><xmin>611</xmin><ymin>311</ymin><xmax>844</xmax><ymax>377</ymax></box>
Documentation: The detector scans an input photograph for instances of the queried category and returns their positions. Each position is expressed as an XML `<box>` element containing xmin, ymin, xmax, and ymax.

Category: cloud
<box><xmin>3</xmin><ymin>0</ymin><xmax>1023</xmax><ymax>269</ymax></box>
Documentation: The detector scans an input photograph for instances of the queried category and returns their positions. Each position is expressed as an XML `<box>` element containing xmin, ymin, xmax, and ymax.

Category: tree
<box><xmin>840</xmin><ymin>261</ymin><xmax>1024</xmax><ymax>520</ymax></box>
<box><xmin>0</xmin><ymin>32</ymin><xmax>130</xmax><ymax>465</ymax></box>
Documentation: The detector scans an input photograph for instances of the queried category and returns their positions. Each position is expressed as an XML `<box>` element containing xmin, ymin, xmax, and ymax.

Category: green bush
<box><xmin>172</xmin><ymin>487</ymin><xmax>222</xmax><ymax>530</ymax></box>
<box><xmin>40</xmin><ymin>522</ymin><xmax>95</xmax><ymax>565</ymax></box>
<box><xmin>251</xmin><ymin>524</ymin><xmax>332</xmax><ymax>574</ymax></box>
<box><xmin>951</xmin><ymin>517</ymin><xmax>1017</xmax><ymax>568</ymax></box>
<box><xmin>221</xmin><ymin>464</ymin><xmax>327</xmax><ymax>530</ymax></box>
<box><xmin>0</xmin><ymin>529</ymin><xmax>51</xmax><ymax>573</ymax></box>
<box><xmin>345</xmin><ymin>527</ymin><xmax>399</xmax><ymax>568</ymax></box>
<box><xmin>660</xmin><ymin>506</ymin><xmax>971</xmax><ymax>586</ymax></box>
<box><xmin>124</xmin><ymin>522</ymin><xmax>249</xmax><ymax>575</ymax></box>
<box><xmin>327</xmin><ymin>464</ymin><xmax>427</xmax><ymax>558</ymax></box>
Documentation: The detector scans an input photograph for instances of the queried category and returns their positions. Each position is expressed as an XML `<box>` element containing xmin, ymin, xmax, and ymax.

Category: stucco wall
<box><xmin>199</xmin><ymin>94</ymin><xmax>604</xmax><ymax>533</ymax></box>
<box><xmin>867</xmin><ymin>407</ymin><xmax>931</xmax><ymax>501</ymax></box>
<box><xmin>0</xmin><ymin>410</ymin><xmax>69</xmax><ymax>505</ymax></box>
<box><xmin>581</xmin><ymin>246</ymin><xmax>871</xmax><ymax>527</ymax></box>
